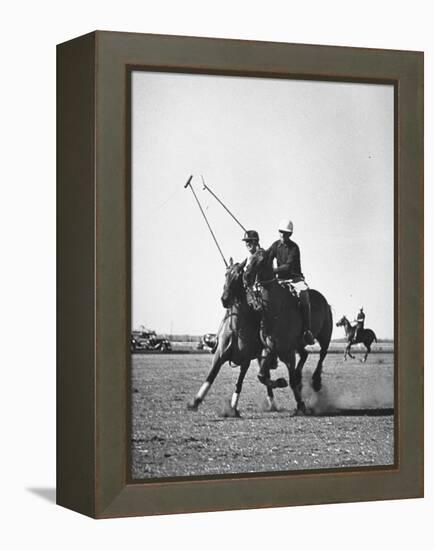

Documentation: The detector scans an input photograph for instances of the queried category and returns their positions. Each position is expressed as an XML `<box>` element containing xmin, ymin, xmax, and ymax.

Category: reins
<box><xmin>255</xmin><ymin>278</ymin><xmax>276</xmax><ymax>286</ymax></box>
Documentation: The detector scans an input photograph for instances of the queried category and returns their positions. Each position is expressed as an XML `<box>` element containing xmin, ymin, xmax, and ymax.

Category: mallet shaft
<box><xmin>184</xmin><ymin>176</ymin><xmax>228</xmax><ymax>268</ymax></box>
<box><xmin>201</xmin><ymin>176</ymin><xmax>247</xmax><ymax>232</ymax></box>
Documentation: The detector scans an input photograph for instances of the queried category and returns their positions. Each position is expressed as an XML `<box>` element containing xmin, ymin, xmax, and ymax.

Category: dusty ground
<box><xmin>131</xmin><ymin>352</ymin><xmax>394</xmax><ymax>479</ymax></box>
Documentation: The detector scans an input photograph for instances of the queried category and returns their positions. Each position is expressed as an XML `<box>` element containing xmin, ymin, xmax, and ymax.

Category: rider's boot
<box><xmin>353</xmin><ymin>327</ymin><xmax>359</xmax><ymax>343</ymax></box>
<box><xmin>300</xmin><ymin>290</ymin><xmax>315</xmax><ymax>345</ymax></box>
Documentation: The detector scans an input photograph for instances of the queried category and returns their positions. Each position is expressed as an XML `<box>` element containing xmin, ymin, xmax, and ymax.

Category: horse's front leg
<box><xmin>296</xmin><ymin>347</ymin><xmax>309</xmax><ymax>374</ymax></box>
<box><xmin>361</xmin><ymin>344</ymin><xmax>370</xmax><ymax>363</ymax></box>
<box><xmin>257</xmin><ymin>346</ymin><xmax>273</xmax><ymax>385</ymax></box>
<box><xmin>187</xmin><ymin>349</ymin><xmax>226</xmax><ymax>411</ymax></box>
<box><xmin>258</xmin><ymin>348</ymin><xmax>288</xmax><ymax>390</ymax></box>
<box><xmin>345</xmin><ymin>342</ymin><xmax>355</xmax><ymax>360</ymax></box>
<box><xmin>265</xmin><ymin>385</ymin><xmax>279</xmax><ymax>411</ymax></box>
<box><xmin>226</xmin><ymin>362</ymin><xmax>249</xmax><ymax>417</ymax></box>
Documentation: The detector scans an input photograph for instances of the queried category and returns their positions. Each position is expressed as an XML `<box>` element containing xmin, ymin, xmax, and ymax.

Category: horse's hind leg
<box><xmin>312</xmin><ymin>347</ymin><xmax>328</xmax><ymax>392</ymax></box>
<box><xmin>283</xmin><ymin>352</ymin><xmax>306</xmax><ymax>415</ymax></box>
<box><xmin>362</xmin><ymin>344</ymin><xmax>371</xmax><ymax>363</ymax></box>
<box><xmin>187</xmin><ymin>351</ymin><xmax>226</xmax><ymax>411</ymax></box>
<box><xmin>313</xmin><ymin>318</ymin><xmax>332</xmax><ymax>391</ymax></box>
<box><xmin>295</xmin><ymin>347</ymin><xmax>309</xmax><ymax>392</ymax></box>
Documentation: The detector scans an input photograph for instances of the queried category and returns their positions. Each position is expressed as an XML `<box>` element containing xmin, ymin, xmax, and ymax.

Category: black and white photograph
<box><xmin>130</xmin><ymin>71</ymin><xmax>395</xmax><ymax>479</ymax></box>
<box><xmin>4</xmin><ymin>0</ymin><xmax>430</xmax><ymax>542</ymax></box>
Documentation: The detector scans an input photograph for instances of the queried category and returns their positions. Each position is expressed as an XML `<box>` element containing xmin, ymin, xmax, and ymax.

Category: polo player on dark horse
<box><xmin>243</xmin><ymin>218</ymin><xmax>333</xmax><ymax>414</ymax></box>
<box><xmin>335</xmin><ymin>308</ymin><xmax>377</xmax><ymax>362</ymax></box>
<box><xmin>254</xmin><ymin>218</ymin><xmax>317</xmax><ymax>384</ymax></box>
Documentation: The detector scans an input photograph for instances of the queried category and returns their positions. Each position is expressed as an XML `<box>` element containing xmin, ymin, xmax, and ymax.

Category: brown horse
<box><xmin>335</xmin><ymin>315</ymin><xmax>377</xmax><ymax>362</ymax></box>
<box><xmin>244</xmin><ymin>251</ymin><xmax>333</xmax><ymax>415</ymax></box>
<box><xmin>187</xmin><ymin>259</ymin><xmax>286</xmax><ymax>416</ymax></box>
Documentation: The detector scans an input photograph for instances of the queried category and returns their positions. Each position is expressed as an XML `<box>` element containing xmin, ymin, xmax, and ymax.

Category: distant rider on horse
<box><xmin>266</xmin><ymin>219</ymin><xmax>315</xmax><ymax>346</ymax></box>
<box><xmin>352</xmin><ymin>307</ymin><xmax>365</xmax><ymax>343</ymax></box>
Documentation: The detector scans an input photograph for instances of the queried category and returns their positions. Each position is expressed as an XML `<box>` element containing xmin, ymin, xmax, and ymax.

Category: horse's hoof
<box><xmin>187</xmin><ymin>399</ymin><xmax>199</xmax><ymax>411</ymax></box>
<box><xmin>222</xmin><ymin>407</ymin><xmax>241</xmax><ymax>418</ymax></box>
<box><xmin>258</xmin><ymin>375</ymin><xmax>287</xmax><ymax>390</ymax></box>
<box><xmin>312</xmin><ymin>378</ymin><xmax>322</xmax><ymax>392</ymax></box>
<box><xmin>275</xmin><ymin>377</ymin><xmax>288</xmax><ymax>389</ymax></box>
<box><xmin>291</xmin><ymin>403</ymin><xmax>307</xmax><ymax>416</ymax></box>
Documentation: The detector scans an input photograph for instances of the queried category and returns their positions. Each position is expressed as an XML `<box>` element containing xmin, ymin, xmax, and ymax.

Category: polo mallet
<box><xmin>201</xmin><ymin>175</ymin><xmax>247</xmax><ymax>233</ymax></box>
<box><xmin>184</xmin><ymin>175</ymin><xmax>228</xmax><ymax>268</ymax></box>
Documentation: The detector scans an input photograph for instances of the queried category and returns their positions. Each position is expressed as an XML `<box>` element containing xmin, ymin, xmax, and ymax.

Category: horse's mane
<box><xmin>223</xmin><ymin>260</ymin><xmax>247</xmax><ymax>304</ymax></box>
<box><xmin>248</xmin><ymin>248</ymin><xmax>274</xmax><ymax>281</ymax></box>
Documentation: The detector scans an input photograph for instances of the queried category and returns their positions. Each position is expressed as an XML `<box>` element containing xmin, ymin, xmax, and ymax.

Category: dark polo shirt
<box><xmin>266</xmin><ymin>239</ymin><xmax>304</xmax><ymax>281</ymax></box>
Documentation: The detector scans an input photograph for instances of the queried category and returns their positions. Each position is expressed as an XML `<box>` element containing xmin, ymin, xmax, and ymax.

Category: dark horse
<box><xmin>335</xmin><ymin>315</ymin><xmax>377</xmax><ymax>362</ymax></box>
<box><xmin>187</xmin><ymin>259</ymin><xmax>286</xmax><ymax>416</ymax></box>
<box><xmin>244</xmin><ymin>251</ymin><xmax>333</xmax><ymax>415</ymax></box>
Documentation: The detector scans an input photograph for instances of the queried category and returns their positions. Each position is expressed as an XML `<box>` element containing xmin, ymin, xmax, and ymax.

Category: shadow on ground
<box><xmin>314</xmin><ymin>408</ymin><xmax>394</xmax><ymax>417</ymax></box>
<box><xmin>27</xmin><ymin>488</ymin><xmax>56</xmax><ymax>504</ymax></box>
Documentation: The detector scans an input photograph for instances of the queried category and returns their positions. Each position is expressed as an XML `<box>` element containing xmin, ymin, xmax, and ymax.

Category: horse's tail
<box><xmin>327</xmin><ymin>304</ymin><xmax>334</xmax><ymax>343</ymax></box>
<box><xmin>316</xmin><ymin>300</ymin><xmax>333</xmax><ymax>349</ymax></box>
<box><xmin>328</xmin><ymin>304</ymin><xmax>333</xmax><ymax>327</ymax></box>
<box><xmin>366</xmin><ymin>329</ymin><xmax>377</xmax><ymax>344</ymax></box>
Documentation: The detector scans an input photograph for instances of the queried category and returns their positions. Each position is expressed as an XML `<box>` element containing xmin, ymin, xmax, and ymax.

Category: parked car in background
<box><xmin>196</xmin><ymin>333</ymin><xmax>217</xmax><ymax>352</ymax></box>
<box><xmin>131</xmin><ymin>328</ymin><xmax>171</xmax><ymax>353</ymax></box>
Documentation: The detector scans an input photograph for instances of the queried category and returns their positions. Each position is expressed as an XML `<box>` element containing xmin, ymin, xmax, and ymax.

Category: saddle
<box><xmin>352</xmin><ymin>327</ymin><xmax>365</xmax><ymax>343</ymax></box>
<box><xmin>277</xmin><ymin>279</ymin><xmax>299</xmax><ymax>298</ymax></box>
<box><xmin>246</xmin><ymin>279</ymin><xmax>299</xmax><ymax>312</ymax></box>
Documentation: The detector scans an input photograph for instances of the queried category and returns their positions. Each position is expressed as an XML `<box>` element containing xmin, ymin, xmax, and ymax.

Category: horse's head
<box><xmin>243</xmin><ymin>249</ymin><xmax>270</xmax><ymax>287</ymax></box>
<box><xmin>221</xmin><ymin>258</ymin><xmax>246</xmax><ymax>308</ymax></box>
<box><xmin>336</xmin><ymin>315</ymin><xmax>347</xmax><ymax>327</ymax></box>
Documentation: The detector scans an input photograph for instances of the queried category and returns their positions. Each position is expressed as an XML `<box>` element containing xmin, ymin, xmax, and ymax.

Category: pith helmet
<box><xmin>278</xmin><ymin>218</ymin><xmax>294</xmax><ymax>233</ymax></box>
<box><xmin>242</xmin><ymin>230</ymin><xmax>259</xmax><ymax>241</ymax></box>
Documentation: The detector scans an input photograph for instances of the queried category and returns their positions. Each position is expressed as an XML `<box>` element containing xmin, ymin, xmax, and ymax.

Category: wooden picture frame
<box><xmin>57</xmin><ymin>31</ymin><xmax>423</xmax><ymax>518</ymax></box>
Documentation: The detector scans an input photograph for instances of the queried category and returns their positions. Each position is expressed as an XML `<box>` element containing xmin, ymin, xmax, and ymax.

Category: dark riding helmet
<box><xmin>242</xmin><ymin>230</ymin><xmax>259</xmax><ymax>242</ymax></box>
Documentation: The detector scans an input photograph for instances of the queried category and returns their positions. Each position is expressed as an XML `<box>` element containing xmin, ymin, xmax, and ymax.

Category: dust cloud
<box><xmin>305</xmin><ymin>378</ymin><xmax>394</xmax><ymax>414</ymax></box>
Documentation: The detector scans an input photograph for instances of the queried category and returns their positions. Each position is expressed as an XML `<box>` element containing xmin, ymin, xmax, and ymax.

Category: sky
<box><xmin>131</xmin><ymin>71</ymin><xmax>394</xmax><ymax>339</ymax></box>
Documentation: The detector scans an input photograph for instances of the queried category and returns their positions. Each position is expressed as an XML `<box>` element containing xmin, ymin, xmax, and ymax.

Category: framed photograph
<box><xmin>57</xmin><ymin>31</ymin><xmax>423</xmax><ymax>518</ymax></box>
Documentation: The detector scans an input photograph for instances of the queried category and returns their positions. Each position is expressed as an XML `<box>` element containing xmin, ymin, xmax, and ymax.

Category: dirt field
<box><xmin>131</xmin><ymin>352</ymin><xmax>394</xmax><ymax>479</ymax></box>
